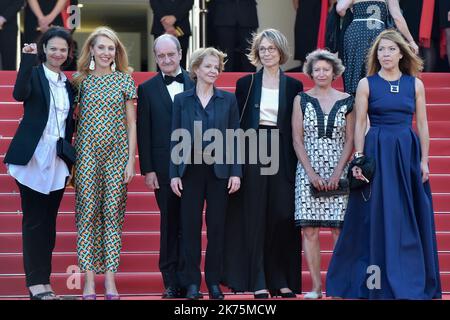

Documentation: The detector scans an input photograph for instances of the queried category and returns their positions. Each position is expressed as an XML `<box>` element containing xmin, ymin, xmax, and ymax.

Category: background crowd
<box><xmin>1</xmin><ymin>0</ymin><xmax>450</xmax><ymax>72</ymax></box>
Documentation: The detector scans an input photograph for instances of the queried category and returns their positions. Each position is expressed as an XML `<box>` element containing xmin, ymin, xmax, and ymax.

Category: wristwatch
<box><xmin>354</xmin><ymin>151</ymin><xmax>364</xmax><ymax>159</ymax></box>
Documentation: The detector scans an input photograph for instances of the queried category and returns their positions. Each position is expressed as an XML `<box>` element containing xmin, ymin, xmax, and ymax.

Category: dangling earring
<box><xmin>89</xmin><ymin>55</ymin><xmax>95</xmax><ymax>71</ymax></box>
<box><xmin>111</xmin><ymin>61</ymin><xmax>116</xmax><ymax>72</ymax></box>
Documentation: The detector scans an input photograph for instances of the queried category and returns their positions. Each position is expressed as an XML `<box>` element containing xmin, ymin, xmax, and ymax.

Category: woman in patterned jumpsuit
<box><xmin>72</xmin><ymin>27</ymin><xmax>137</xmax><ymax>300</ymax></box>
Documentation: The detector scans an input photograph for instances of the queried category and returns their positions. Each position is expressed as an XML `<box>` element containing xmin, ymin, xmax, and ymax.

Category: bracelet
<box><xmin>354</xmin><ymin>151</ymin><xmax>364</xmax><ymax>159</ymax></box>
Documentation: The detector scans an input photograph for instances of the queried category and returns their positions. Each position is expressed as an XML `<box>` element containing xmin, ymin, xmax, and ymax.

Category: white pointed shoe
<box><xmin>303</xmin><ymin>291</ymin><xmax>323</xmax><ymax>299</ymax></box>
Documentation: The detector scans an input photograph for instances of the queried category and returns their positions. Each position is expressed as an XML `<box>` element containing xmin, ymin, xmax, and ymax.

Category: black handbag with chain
<box><xmin>347</xmin><ymin>155</ymin><xmax>375</xmax><ymax>189</ymax></box>
<box><xmin>310</xmin><ymin>178</ymin><xmax>350</xmax><ymax>198</ymax></box>
<box><xmin>50</xmin><ymin>89</ymin><xmax>76</xmax><ymax>168</ymax></box>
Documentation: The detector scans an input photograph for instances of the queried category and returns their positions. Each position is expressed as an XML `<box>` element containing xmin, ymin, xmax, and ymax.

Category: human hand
<box><xmin>420</xmin><ymin>161</ymin><xmax>429</xmax><ymax>183</ymax></box>
<box><xmin>228</xmin><ymin>176</ymin><xmax>241</xmax><ymax>194</ymax></box>
<box><xmin>308</xmin><ymin>172</ymin><xmax>328</xmax><ymax>191</ymax></box>
<box><xmin>170</xmin><ymin>177</ymin><xmax>183</xmax><ymax>197</ymax></box>
<box><xmin>352</xmin><ymin>166</ymin><xmax>369</xmax><ymax>182</ymax></box>
<box><xmin>409</xmin><ymin>40</ymin><xmax>419</xmax><ymax>55</ymax></box>
<box><xmin>161</xmin><ymin>15</ymin><xmax>177</xmax><ymax>27</ymax></box>
<box><xmin>145</xmin><ymin>172</ymin><xmax>160</xmax><ymax>190</ymax></box>
<box><xmin>124</xmin><ymin>161</ymin><xmax>135</xmax><ymax>184</ymax></box>
<box><xmin>0</xmin><ymin>16</ymin><xmax>6</xmax><ymax>29</ymax></box>
<box><xmin>327</xmin><ymin>171</ymin><xmax>342</xmax><ymax>190</ymax></box>
<box><xmin>23</xmin><ymin>43</ymin><xmax>38</xmax><ymax>54</ymax></box>
<box><xmin>38</xmin><ymin>15</ymin><xmax>52</xmax><ymax>32</ymax></box>
<box><xmin>165</xmin><ymin>26</ymin><xmax>177</xmax><ymax>36</ymax></box>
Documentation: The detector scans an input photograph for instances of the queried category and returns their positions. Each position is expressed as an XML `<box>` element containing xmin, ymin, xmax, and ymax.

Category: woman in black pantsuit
<box><xmin>3</xmin><ymin>27</ymin><xmax>75</xmax><ymax>300</ymax></box>
<box><xmin>170</xmin><ymin>47</ymin><xmax>242</xmax><ymax>300</ymax></box>
<box><xmin>222</xmin><ymin>29</ymin><xmax>303</xmax><ymax>299</ymax></box>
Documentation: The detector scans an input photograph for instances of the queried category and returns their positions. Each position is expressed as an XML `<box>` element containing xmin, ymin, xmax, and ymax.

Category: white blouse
<box><xmin>8</xmin><ymin>64</ymin><xmax>71</xmax><ymax>195</ymax></box>
<box><xmin>259</xmin><ymin>87</ymin><xmax>279</xmax><ymax>126</ymax></box>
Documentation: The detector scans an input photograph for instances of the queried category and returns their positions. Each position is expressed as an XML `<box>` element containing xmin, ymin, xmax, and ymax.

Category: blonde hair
<box><xmin>303</xmin><ymin>49</ymin><xmax>345</xmax><ymax>79</ymax></box>
<box><xmin>366</xmin><ymin>29</ymin><xmax>423</xmax><ymax>77</ymax></box>
<box><xmin>73</xmin><ymin>26</ymin><xmax>132</xmax><ymax>87</ymax></box>
<box><xmin>189</xmin><ymin>47</ymin><xmax>226</xmax><ymax>81</ymax></box>
<box><xmin>247</xmin><ymin>29</ymin><xmax>290</xmax><ymax>66</ymax></box>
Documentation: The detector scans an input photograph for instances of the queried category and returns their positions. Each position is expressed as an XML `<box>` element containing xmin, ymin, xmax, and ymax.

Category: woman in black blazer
<box><xmin>222</xmin><ymin>29</ymin><xmax>303</xmax><ymax>298</ymax></box>
<box><xmin>3</xmin><ymin>27</ymin><xmax>75</xmax><ymax>300</ymax></box>
<box><xmin>170</xmin><ymin>47</ymin><xmax>241</xmax><ymax>300</ymax></box>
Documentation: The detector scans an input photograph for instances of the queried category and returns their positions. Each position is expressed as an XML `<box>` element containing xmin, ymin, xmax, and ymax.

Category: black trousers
<box><xmin>16</xmin><ymin>181</ymin><xmax>65</xmax><ymax>287</ymax></box>
<box><xmin>214</xmin><ymin>26</ymin><xmax>256</xmax><ymax>72</ymax></box>
<box><xmin>243</xmin><ymin>128</ymin><xmax>301</xmax><ymax>292</ymax></box>
<box><xmin>153</xmin><ymin>33</ymin><xmax>190</xmax><ymax>69</ymax></box>
<box><xmin>154</xmin><ymin>183</ymin><xmax>181</xmax><ymax>288</ymax></box>
<box><xmin>178</xmin><ymin>163</ymin><xmax>228</xmax><ymax>287</ymax></box>
<box><xmin>0</xmin><ymin>25</ymin><xmax>18</xmax><ymax>70</ymax></box>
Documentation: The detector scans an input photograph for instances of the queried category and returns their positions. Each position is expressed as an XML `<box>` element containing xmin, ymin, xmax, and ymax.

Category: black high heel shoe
<box><xmin>270</xmin><ymin>289</ymin><xmax>296</xmax><ymax>298</ymax></box>
<box><xmin>254</xmin><ymin>292</ymin><xmax>269</xmax><ymax>299</ymax></box>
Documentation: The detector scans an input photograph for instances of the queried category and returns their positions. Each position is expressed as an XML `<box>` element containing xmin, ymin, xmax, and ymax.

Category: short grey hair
<box><xmin>303</xmin><ymin>49</ymin><xmax>345</xmax><ymax>79</ymax></box>
<box><xmin>247</xmin><ymin>29</ymin><xmax>290</xmax><ymax>66</ymax></box>
<box><xmin>153</xmin><ymin>34</ymin><xmax>181</xmax><ymax>54</ymax></box>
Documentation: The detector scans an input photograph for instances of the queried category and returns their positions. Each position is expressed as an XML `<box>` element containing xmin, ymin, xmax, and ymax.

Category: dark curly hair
<box><xmin>37</xmin><ymin>26</ymin><xmax>75</xmax><ymax>69</ymax></box>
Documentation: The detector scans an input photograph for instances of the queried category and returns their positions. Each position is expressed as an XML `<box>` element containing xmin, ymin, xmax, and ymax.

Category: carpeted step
<box><xmin>1</xmin><ymin>231</ymin><xmax>450</xmax><ymax>254</ymax></box>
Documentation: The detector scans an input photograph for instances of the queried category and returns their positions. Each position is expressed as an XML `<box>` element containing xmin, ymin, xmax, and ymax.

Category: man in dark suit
<box><xmin>0</xmin><ymin>0</ymin><xmax>24</xmax><ymax>70</ymax></box>
<box><xmin>149</xmin><ymin>0</ymin><xmax>194</xmax><ymax>69</ymax></box>
<box><xmin>209</xmin><ymin>0</ymin><xmax>258</xmax><ymax>72</ymax></box>
<box><xmin>137</xmin><ymin>34</ymin><xmax>194</xmax><ymax>299</ymax></box>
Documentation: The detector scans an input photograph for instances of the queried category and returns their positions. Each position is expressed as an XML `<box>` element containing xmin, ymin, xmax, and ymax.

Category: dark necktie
<box><xmin>164</xmin><ymin>73</ymin><xmax>184</xmax><ymax>85</ymax></box>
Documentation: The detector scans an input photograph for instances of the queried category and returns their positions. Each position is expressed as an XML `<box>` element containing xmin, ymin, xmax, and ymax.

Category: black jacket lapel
<box><xmin>37</xmin><ymin>65</ymin><xmax>50</xmax><ymax>114</ymax></box>
<box><xmin>277</xmin><ymin>70</ymin><xmax>287</xmax><ymax>132</ymax></box>
<box><xmin>156</xmin><ymin>72</ymin><xmax>175</xmax><ymax>114</ymax></box>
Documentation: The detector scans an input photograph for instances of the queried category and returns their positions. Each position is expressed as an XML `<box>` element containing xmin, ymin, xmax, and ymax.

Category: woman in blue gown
<box><xmin>326</xmin><ymin>29</ymin><xmax>442</xmax><ymax>299</ymax></box>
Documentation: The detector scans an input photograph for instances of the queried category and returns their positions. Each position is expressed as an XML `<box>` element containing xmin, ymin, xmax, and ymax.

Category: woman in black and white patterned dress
<box><xmin>292</xmin><ymin>49</ymin><xmax>354</xmax><ymax>299</ymax></box>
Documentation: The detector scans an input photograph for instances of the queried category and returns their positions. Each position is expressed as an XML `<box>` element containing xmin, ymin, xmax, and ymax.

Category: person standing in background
<box><xmin>149</xmin><ymin>0</ymin><xmax>194</xmax><ymax>69</ymax></box>
<box><xmin>0</xmin><ymin>1</ymin><xmax>24</xmax><ymax>70</ymax></box>
<box><xmin>209</xmin><ymin>0</ymin><xmax>258</xmax><ymax>72</ymax></box>
<box><xmin>137</xmin><ymin>34</ymin><xmax>194</xmax><ymax>299</ymax></box>
<box><xmin>24</xmin><ymin>0</ymin><xmax>68</xmax><ymax>44</ymax></box>
<box><xmin>440</xmin><ymin>0</ymin><xmax>450</xmax><ymax>69</ymax></box>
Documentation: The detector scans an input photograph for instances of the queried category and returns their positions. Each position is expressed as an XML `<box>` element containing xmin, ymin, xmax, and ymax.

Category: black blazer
<box><xmin>137</xmin><ymin>70</ymin><xmax>194</xmax><ymax>184</ymax></box>
<box><xmin>0</xmin><ymin>0</ymin><xmax>24</xmax><ymax>29</ymax></box>
<box><xmin>169</xmin><ymin>87</ymin><xmax>242</xmax><ymax>180</ymax></box>
<box><xmin>236</xmin><ymin>68</ymin><xmax>303</xmax><ymax>182</ymax></box>
<box><xmin>209</xmin><ymin>0</ymin><xmax>259</xmax><ymax>28</ymax></box>
<box><xmin>149</xmin><ymin>0</ymin><xmax>194</xmax><ymax>36</ymax></box>
<box><xmin>3</xmin><ymin>54</ymin><xmax>75</xmax><ymax>166</ymax></box>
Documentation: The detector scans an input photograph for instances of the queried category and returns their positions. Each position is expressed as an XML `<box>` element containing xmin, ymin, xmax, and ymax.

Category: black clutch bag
<box><xmin>310</xmin><ymin>178</ymin><xmax>350</xmax><ymax>198</ymax></box>
<box><xmin>57</xmin><ymin>137</ymin><xmax>76</xmax><ymax>168</ymax></box>
<box><xmin>347</xmin><ymin>155</ymin><xmax>375</xmax><ymax>189</ymax></box>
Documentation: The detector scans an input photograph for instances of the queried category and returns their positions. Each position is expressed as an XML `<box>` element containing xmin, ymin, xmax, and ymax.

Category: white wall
<box><xmin>257</xmin><ymin>0</ymin><xmax>300</xmax><ymax>71</ymax></box>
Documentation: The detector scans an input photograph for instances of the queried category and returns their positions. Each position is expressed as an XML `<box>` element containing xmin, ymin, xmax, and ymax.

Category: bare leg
<box><xmin>83</xmin><ymin>270</ymin><xmax>96</xmax><ymax>296</ymax></box>
<box><xmin>105</xmin><ymin>271</ymin><xmax>118</xmax><ymax>295</ymax></box>
<box><xmin>302</xmin><ymin>227</ymin><xmax>322</xmax><ymax>294</ymax></box>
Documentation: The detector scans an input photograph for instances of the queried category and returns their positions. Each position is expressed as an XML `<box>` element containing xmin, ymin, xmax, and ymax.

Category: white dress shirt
<box><xmin>259</xmin><ymin>87</ymin><xmax>279</xmax><ymax>126</ymax></box>
<box><xmin>8</xmin><ymin>64</ymin><xmax>71</xmax><ymax>194</ymax></box>
<box><xmin>163</xmin><ymin>68</ymin><xmax>184</xmax><ymax>102</ymax></box>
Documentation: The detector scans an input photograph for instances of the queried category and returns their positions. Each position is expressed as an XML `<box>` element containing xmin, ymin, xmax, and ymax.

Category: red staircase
<box><xmin>1</xmin><ymin>71</ymin><xmax>450</xmax><ymax>299</ymax></box>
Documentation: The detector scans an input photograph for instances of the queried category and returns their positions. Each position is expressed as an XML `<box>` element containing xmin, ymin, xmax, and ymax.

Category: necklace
<box><xmin>380</xmin><ymin>72</ymin><xmax>401</xmax><ymax>93</ymax></box>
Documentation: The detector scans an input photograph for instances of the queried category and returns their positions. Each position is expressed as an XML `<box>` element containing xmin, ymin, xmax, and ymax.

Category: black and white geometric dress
<box><xmin>294</xmin><ymin>92</ymin><xmax>354</xmax><ymax>228</ymax></box>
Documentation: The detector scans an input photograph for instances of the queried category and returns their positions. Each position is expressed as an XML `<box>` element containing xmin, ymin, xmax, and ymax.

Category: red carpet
<box><xmin>0</xmin><ymin>71</ymin><xmax>449</xmax><ymax>299</ymax></box>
